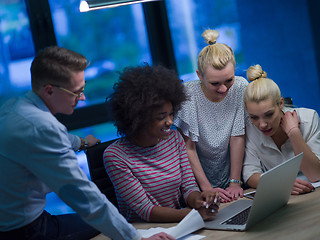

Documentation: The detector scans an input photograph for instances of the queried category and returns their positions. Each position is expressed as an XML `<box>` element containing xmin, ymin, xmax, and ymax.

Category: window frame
<box><xmin>24</xmin><ymin>0</ymin><xmax>176</xmax><ymax>130</ymax></box>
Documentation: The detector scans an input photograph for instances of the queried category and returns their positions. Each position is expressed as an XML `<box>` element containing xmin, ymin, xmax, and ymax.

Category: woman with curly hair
<box><xmin>103</xmin><ymin>64</ymin><xmax>219</xmax><ymax>223</ymax></box>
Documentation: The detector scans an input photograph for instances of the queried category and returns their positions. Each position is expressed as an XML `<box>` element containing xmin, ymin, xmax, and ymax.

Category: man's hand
<box><xmin>142</xmin><ymin>232</ymin><xmax>175</xmax><ymax>240</ymax></box>
<box><xmin>85</xmin><ymin>134</ymin><xmax>101</xmax><ymax>147</ymax></box>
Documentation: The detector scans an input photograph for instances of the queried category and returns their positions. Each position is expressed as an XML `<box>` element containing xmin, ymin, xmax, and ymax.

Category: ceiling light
<box><xmin>79</xmin><ymin>0</ymin><xmax>160</xmax><ymax>12</ymax></box>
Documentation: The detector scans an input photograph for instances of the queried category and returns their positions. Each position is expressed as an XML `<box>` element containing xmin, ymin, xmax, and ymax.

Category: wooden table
<box><xmin>92</xmin><ymin>189</ymin><xmax>320</xmax><ymax>240</ymax></box>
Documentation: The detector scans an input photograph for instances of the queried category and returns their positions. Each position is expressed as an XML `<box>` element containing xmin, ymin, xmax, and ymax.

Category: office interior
<box><xmin>1</xmin><ymin>0</ymin><xmax>320</xmax><ymax>214</ymax></box>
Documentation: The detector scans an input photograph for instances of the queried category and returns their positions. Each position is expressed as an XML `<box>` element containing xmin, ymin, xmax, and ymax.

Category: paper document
<box><xmin>167</xmin><ymin>209</ymin><xmax>205</xmax><ymax>239</ymax></box>
<box><xmin>312</xmin><ymin>181</ymin><xmax>320</xmax><ymax>188</ymax></box>
<box><xmin>138</xmin><ymin>227</ymin><xmax>204</xmax><ymax>240</ymax></box>
<box><xmin>138</xmin><ymin>209</ymin><xmax>205</xmax><ymax>240</ymax></box>
<box><xmin>298</xmin><ymin>174</ymin><xmax>320</xmax><ymax>188</ymax></box>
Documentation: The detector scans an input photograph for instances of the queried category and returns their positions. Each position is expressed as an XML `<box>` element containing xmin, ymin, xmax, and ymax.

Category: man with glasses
<box><xmin>0</xmin><ymin>46</ymin><xmax>174</xmax><ymax>240</ymax></box>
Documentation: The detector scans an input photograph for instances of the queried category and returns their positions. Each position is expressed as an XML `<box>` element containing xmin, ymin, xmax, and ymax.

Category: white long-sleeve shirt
<box><xmin>243</xmin><ymin>107</ymin><xmax>320</xmax><ymax>183</ymax></box>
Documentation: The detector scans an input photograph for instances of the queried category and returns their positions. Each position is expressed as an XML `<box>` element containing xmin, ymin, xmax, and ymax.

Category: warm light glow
<box><xmin>79</xmin><ymin>0</ymin><xmax>159</xmax><ymax>12</ymax></box>
<box><xmin>79</xmin><ymin>1</ymin><xmax>90</xmax><ymax>12</ymax></box>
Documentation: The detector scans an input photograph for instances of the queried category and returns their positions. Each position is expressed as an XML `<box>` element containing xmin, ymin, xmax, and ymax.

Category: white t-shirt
<box><xmin>174</xmin><ymin>77</ymin><xmax>248</xmax><ymax>188</ymax></box>
<box><xmin>243</xmin><ymin>107</ymin><xmax>320</xmax><ymax>183</ymax></box>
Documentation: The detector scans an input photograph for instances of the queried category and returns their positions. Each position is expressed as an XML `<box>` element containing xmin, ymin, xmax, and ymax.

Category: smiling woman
<box><xmin>106</xmin><ymin>64</ymin><xmax>186</xmax><ymax>141</ymax></box>
<box><xmin>103</xmin><ymin>64</ymin><xmax>219</xmax><ymax>223</ymax></box>
<box><xmin>173</xmin><ymin>28</ymin><xmax>248</xmax><ymax>203</ymax></box>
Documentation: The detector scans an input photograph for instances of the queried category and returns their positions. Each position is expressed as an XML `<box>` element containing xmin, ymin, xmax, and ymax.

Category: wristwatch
<box><xmin>79</xmin><ymin>137</ymin><xmax>88</xmax><ymax>151</ymax></box>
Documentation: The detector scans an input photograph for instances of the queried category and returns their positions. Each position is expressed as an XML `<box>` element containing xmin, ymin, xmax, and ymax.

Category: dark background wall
<box><xmin>237</xmin><ymin>0</ymin><xmax>320</xmax><ymax>112</ymax></box>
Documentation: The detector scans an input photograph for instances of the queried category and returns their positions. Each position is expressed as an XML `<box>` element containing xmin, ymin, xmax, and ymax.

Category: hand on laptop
<box><xmin>226</xmin><ymin>184</ymin><xmax>244</xmax><ymax>201</ymax></box>
<box><xmin>211</xmin><ymin>188</ymin><xmax>233</xmax><ymax>203</ymax></box>
<box><xmin>194</xmin><ymin>192</ymin><xmax>220</xmax><ymax>221</ymax></box>
<box><xmin>292</xmin><ymin>178</ymin><xmax>315</xmax><ymax>195</ymax></box>
<box><xmin>198</xmin><ymin>204</ymin><xmax>219</xmax><ymax>221</ymax></box>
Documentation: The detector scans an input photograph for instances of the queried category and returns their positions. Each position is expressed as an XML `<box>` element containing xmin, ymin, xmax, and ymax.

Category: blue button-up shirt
<box><xmin>0</xmin><ymin>91</ymin><xmax>140</xmax><ymax>240</ymax></box>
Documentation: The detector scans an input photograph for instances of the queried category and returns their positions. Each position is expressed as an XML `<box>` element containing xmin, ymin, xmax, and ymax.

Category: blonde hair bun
<box><xmin>202</xmin><ymin>29</ymin><xmax>219</xmax><ymax>45</ymax></box>
<box><xmin>247</xmin><ymin>64</ymin><xmax>267</xmax><ymax>82</ymax></box>
<box><xmin>197</xmin><ymin>28</ymin><xmax>235</xmax><ymax>73</ymax></box>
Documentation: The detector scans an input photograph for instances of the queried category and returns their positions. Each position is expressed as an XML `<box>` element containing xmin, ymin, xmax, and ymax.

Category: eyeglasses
<box><xmin>58</xmin><ymin>86</ymin><xmax>85</xmax><ymax>99</ymax></box>
<box><xmin>51</xmin><ymin>84</ymin><xmax>85</xmax><ymax>99</ymax></box>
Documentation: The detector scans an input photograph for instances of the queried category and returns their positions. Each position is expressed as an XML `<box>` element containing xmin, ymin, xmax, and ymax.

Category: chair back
<box><xmin>85</xmin><ymin>139</ymin><xmax>119</xmax><ymax>209</ymax></box>
<box><xmin>284</xmin><ymin>97</ymin><xmax>293</xmax><ymax>107</ymax></box>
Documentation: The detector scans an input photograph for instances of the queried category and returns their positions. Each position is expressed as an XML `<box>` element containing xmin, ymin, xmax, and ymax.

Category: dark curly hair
<box><xmin>107</xmin><ymin>64</ymin><xmax>187</xmax><ymax>138</ymax></box>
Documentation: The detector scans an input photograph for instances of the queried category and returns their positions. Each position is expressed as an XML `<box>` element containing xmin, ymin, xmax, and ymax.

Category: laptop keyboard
<box><xmin>222</xmin><ymin>206</ymin><xmax>251</xmax><ymax>225</ymax></box>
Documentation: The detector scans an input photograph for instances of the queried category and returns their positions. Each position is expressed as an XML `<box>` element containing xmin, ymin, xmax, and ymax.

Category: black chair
<box><xmin>85</xmin><ymin>139</ymin><xmax>119</xmax><ymax>209</ymax></box>
<box><xmin>284</xmin><ymin>97</ymin><xmax>293</xmax><ymax>107</ymax></box>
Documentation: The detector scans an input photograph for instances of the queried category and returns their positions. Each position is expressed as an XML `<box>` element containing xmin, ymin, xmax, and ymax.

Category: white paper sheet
<box><xmin>298</xmin><ymin>175</ymin><xmax>320</xmax><ymax>188</ymax></box>
<box><xmin>138</xmin><ymin>209</ymin><xmax>205</xmax><ymax>240</ymax></box>
<box><xmin>138</xmin><ymin>227</ymin><xmax>205</xmax><ymax>240</ymax></box>
<box><xmin>167</xmin><ymin>209</ymin><xmax>205</xmax><ymax>239</ymax></box>
<box><xmin>312</xmin><ymin>181</ymin><xmax>320</xmax><ymax>188</ymax></box>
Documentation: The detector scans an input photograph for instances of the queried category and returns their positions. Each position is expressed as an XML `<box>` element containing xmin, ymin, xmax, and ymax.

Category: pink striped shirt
<box><xmin>103</xmin><ymin>130</ymin><xmax>199</xmax><ymax>222</ymax></box>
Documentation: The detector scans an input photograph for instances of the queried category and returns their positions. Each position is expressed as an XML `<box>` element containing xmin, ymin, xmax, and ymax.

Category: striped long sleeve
<box><xmin>103</xmin><ymin>130</ymin><xmax>199</xmax><ymax>222</ymax></box>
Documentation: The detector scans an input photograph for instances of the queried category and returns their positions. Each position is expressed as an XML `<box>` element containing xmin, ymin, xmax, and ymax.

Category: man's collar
<box><xmin>26</xmin><ymin>91</ymin><xmax>51</xmax><ymax>114</ymax></box>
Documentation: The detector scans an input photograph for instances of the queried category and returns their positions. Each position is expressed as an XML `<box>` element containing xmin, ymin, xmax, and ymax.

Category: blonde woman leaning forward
<box><xmin>243</xmin><ymin>64</ymin><xmax>320</xmax><ymax>195</ymax></box>
<box><xmin>174</xmin><ymin>29</ymin><xmax>248</xmax><ymax>202</ymax></box>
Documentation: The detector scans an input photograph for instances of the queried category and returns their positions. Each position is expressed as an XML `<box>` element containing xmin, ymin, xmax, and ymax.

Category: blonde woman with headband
<box><xmin>174</xmin><ymin>29</ymin><xmax>248</xmax><ymax>202</ymax></box>
<box><xmin>243</xmin><ymin>64</ymin><xmax>320</xmax><ymax>194</ymax></box>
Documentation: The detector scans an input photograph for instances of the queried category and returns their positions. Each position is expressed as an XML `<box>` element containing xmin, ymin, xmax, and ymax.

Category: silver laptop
<box><xmin>205</xmin><ymin>152</ymin><xmax>304</xmax><ymax>231</ymax></box>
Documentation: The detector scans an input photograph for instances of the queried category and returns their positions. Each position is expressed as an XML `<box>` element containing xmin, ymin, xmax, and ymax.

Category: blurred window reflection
<box><xmin>49</xmin><ymin>0</ymin><xmax>151</xmax><ymax>108</ymax></box>
<box><xmin>165</xmin><ymin>0</ymin><xmax>245</xmax><ymax>81</ymax></box>
<box><xmin>0</xmin><ymin>0</ymin><xmax>35</xmax><ymax>105</ymax></box>
<box><xmin>46</xmin><ymin>0</ymin><xmax>152</xmax><ymax>214</ymax></box>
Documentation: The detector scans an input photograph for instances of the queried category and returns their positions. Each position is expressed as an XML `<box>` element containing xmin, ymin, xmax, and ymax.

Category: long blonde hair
<box><xmin>197</xmin><ymin>29</ymin><xmax>235</xmax><ymax>76</ymax></box>
<box><xmin>244</xmin><ymin>64</ymin><xmax>282</xmax><ymax>107</ymax></box>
